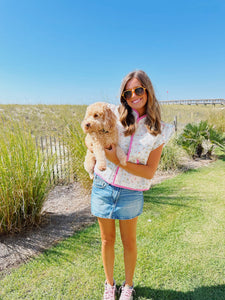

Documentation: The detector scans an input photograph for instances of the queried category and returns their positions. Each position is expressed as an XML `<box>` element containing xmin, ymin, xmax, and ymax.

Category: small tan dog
<box><xmin>82</xmin><ymin>102</ymin><xmax>127</xmax><ymax>179</ymax></box>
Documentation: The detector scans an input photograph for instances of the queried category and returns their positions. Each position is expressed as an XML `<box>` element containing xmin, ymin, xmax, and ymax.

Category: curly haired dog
<box><xmin>82</xmin><ymin>102</ymin><xmax>127</xmax><ymax>179</ymax></box>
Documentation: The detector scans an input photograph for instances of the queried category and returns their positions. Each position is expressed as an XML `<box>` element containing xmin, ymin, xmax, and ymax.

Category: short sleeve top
<box><xmin>94</xmin><ymin>105</ymin><xmax>175</xmax><ymax>191</ymax></box>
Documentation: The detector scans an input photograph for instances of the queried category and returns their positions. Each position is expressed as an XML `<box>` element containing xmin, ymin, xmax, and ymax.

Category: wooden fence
<box><xmin>35</xmin><ymin>136</ymin><xmax>73</xmax><ymax>185</ymax></box>
<box><xmin>160</xmin><ymin>99</ymin><xmax>225</xmax><ymax>105</ymax></box>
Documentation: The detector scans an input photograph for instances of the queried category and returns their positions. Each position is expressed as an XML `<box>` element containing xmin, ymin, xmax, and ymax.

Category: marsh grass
<box><xmin>0</xmin><ymin>159</ymin><xmax>224</xmax><ymax>299</ymax></box>
<box><xmin>0</xmin><ymin>121</ymin><xmax>55</xmax><ymax>234</ymax></box>
<box><xmin>64</xmin><ymin>120</ymin><xmax>92</xmax><ymax>190</ymax></box>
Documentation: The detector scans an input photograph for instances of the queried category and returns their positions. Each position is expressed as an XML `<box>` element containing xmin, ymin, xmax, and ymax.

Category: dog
<box><xmin>81</xmin><ymin>102</ymin><xmax>127</xmax><ymax>179</ymax></box>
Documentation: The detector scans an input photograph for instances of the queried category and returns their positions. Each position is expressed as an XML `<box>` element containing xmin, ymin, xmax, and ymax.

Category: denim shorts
<box><xmin>91</xmin><ymin>174</ymin><xmax>144</xmax><ymax>220</ymax></box>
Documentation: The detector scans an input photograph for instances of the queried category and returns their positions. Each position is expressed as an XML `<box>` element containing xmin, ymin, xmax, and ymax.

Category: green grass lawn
<box><xmin>1</xmin><ymin>158</ymin><xmax>225</xmax><ymax>299</ymax></box>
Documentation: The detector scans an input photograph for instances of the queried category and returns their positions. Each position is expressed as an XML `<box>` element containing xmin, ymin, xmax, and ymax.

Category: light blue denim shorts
<box><xmin>91</xmin><ymin>174</ymin><xmax>144</xmax><ymax>220</ymax></box>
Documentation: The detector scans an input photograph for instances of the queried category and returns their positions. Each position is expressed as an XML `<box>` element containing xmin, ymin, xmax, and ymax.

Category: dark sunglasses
<box><xmin>122</xmin><ymin>86</ymin><xmax>146</xmax><ymax>100</ymax></box>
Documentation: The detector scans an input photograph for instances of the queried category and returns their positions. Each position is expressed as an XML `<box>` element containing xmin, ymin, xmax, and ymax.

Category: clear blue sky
<box><xmin>0</xmin><ymin>0</ymin><xmax>225</xmax><ymax>105</ymax></box>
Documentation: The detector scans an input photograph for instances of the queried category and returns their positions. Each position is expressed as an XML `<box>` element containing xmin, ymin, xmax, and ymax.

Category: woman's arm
<box><xmin>105</xmin><ymin>144</ymin><xmax>163</xmax><ymax>180</ymax></box>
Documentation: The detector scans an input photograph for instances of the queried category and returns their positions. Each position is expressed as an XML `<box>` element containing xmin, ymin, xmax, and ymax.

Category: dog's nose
<box><xmin>85</xmin><ymin>123</ymin><xmax>91</xmax><ymax>129</ymax></box>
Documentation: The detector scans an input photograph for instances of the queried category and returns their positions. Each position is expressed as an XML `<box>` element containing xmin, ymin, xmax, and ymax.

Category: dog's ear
<box><xmin>103</xmin><ymin>106</ymin><xmax>117</xmax><ymax>131</ymax></box>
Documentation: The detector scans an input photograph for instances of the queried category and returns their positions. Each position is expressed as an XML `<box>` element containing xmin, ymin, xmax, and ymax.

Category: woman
<box><xmin>90</xmin><ymin>70</ymin><xmax>174</xmax><ymax>299</ymax></box>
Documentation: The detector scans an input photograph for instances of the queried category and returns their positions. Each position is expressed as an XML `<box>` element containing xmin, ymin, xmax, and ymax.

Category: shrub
<box><xmin>158</xmin><ymin>138</ymin><xmax>183</xmax><ymax>171</ymax></box>
<box><xmin>0</xmin><ymin>121</ymin><xmax>54</xmax><ymax>234</ymax></box>
<box><xmin>177</xmin><ymin>120</ymin><xmax>225</xmax><ymax>158</ymax></box>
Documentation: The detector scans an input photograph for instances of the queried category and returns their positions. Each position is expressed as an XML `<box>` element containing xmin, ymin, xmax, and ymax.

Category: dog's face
<box><xmin>81</xmin><ymin>102</ymin><xmax>116</xmax><ymax>133</ymax></box>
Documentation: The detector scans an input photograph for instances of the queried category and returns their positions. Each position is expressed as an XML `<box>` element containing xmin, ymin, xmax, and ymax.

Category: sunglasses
<box><xmin>122</xmin><ymin>86</ymin><xmax>146</xmax><ymax>100</ymax></box>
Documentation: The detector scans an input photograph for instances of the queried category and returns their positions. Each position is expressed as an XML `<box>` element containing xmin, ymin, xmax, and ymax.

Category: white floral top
<box><xmin>94</xmin><ymin>105</ymin><xmax>175</xmax><ymax>191</ymax></box>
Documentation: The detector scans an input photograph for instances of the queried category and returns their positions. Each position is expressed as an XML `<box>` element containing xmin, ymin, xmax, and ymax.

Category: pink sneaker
<box><xmin>119</xmin><ymin>282</ymin><xmax>135</xmax><ymax>300</ymax></box>
<box><xmin>103</xmin><ymin>280</ymin><xmax>117</xmax><ymax>300</ymax></box>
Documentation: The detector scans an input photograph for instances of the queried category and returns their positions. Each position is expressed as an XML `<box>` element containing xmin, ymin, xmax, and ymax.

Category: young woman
<box><xmin>90</xmin><ymin>70</ymin><xmax>174</xmax><ymax>299</ymax></box>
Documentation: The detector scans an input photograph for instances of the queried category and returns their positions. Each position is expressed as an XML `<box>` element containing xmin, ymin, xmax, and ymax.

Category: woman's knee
<box><xmin>98</xmin><ymin>218</ymin><xmax>116</xmax><ymax>248</ymax></box>
<box><xmin>101</xmin><ymin>234</ymin><xmax>116</xmax><ymax>247</ymax></box>
<box><xmin>121</xmin><ymin>236</ymin><xmax>137</xmax><ymax>251</ymax></box>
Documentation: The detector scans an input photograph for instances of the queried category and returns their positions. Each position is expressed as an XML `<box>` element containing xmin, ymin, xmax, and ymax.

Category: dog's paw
<box><xmin>116</xmin><ymin>146</ymin><xmax>127</xmax><ymax>166</ymax></box>
<box><xmin>117</xmin><ymin>151</ymin><xmax>127</xmax><ymax>166</ymax></box>
<box><xmin>98</xmin><ymin>166</ymin><xmax>106</xmax><ymax>171</ymax></box>
<box><xmin>119</xmin><ymin>156</ymin><xmax>127</xmax><ymax>166</ymax></box>
<box><xmin>89</xmin><ymin>173</ymin><xmax>94</xmax><ymax>180</ymax></box>
<box><xmin>97</xmin><ymin>162</ymin><xmax>106</xmax><ymax>171</ymax></box>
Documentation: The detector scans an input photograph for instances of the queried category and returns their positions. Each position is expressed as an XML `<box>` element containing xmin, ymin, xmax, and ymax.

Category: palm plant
<box><xmin>177</xmin><ymin>120</ymin><xmax>225</xmax><ymax>158</ymax></box>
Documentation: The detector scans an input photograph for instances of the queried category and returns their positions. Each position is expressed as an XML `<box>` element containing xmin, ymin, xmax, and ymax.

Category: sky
<box><xmin>0</xmin><ymin>0</ymin><xmax>225</xmax><ymax>105</ymax></box>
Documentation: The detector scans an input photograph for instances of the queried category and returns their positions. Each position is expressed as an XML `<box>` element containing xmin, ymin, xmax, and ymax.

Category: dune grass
<box><xmin>0</xmin><ymin>104</ymin><xmax>87</xmax><ymax>137</ymax></box>
<box><xmin>0</xmin><ymin>121</ymin><xmax>54</xmax><ymax>234</ymax></box>
<box><xmin>1</xmin><ymin>104</ymin><xmax>225</xmax><ymax>136</ymax></box>
<box><xmin>161</xmin><ymin>104</ymin><xmax>225</xmax><ymax>132</ymax></box>
<box><xmin>0</xmin><ymin>157</ymin><xmax>225</xmax><ymax>299</ymax></box>
<box><xmin>64</xmin><ymin>120</ymin><xmax>92</xmax><ymax>189</ymax></box>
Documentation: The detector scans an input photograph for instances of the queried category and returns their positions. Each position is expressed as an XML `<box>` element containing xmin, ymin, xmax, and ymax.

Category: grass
<box><xmin>0</xmin><ymin>121</ymin><xmax>54</xmax><ymax>234</ymax></box>
<box><xmin>161</xmin><ymin>104</ymin><xmax>225</xmax><ymax>132</ymax></box>
<box><xmin>64</xmin><ymin>121</ymin><xmax>92</xmax><ymax>189</ymax></box>
<box><xmin>1</xmin><ymin>158</ymin><xmax>225</xmax><ymax>299</ymax></box>
<box><xmin>1</xmin><ymin>104</ymin><xmax>224</xmax><ymax>136</ymax></box>
<box><xmin>0</xmin><ymin>104</ymin><xmax>87</xmax><ymax>137</ymax></box>
<box><xmin>1</xmin><ymin>104</ymin><xmax>224</xmax><ymax>189</ymax></box>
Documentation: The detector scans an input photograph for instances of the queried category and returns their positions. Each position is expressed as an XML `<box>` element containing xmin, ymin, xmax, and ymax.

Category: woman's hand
<box><xmin>106</xmin><ymin>143</ymin><xmax>163</xmax><ymax>180</ymax></box>
<box><xmin>105</xmin><ymin>144</ymin><xmax>120</xmax><ymax>165</ymax></box>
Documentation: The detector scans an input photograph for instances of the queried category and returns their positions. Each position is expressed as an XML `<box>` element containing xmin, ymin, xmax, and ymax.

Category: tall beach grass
<box><xmin>64</xmin><ymin>120</ymin><xmax>92</xmax><ymax>190</ymax></box>
<box><xmin>0</xmin><ymin>120</ymin><xmax>54</xmax><ymax>234</ymax></box>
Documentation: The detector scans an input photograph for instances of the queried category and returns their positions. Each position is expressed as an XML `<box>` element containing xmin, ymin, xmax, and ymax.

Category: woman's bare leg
<box><xmin>119</xmin><ymin>217</ymin><xmax>138</xmax><ymax>286</ymax></box>
<box><xmin>98</xmin><ymin>218</ymin><xmax>116</xmax><ymax>285</ymax></box>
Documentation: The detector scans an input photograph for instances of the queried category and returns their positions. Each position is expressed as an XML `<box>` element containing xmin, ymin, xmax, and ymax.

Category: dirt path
<box><xmin>0</xmin><ymin>183</ymin><xmax>94</xmax><ymax>274</ymax></box>
<box><xmin>0</xmin><ymin>158</ymin><xmax>213</xmax><ymax>275</ymax></box>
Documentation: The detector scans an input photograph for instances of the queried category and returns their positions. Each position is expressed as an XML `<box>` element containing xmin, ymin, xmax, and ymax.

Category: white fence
<box><xmin>35</xmin><ymin>136</ymin><xmax>73</xmax><ymax>185</ymax></box>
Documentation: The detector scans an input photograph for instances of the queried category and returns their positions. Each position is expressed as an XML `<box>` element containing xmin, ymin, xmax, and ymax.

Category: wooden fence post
<box><xmin>174</xmin><ymin>116</ymin><xmax>177</xmax><ymax>132</ymax></box>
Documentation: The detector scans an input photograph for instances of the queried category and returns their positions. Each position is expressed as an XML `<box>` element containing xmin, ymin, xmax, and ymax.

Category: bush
<box><xmin>158</xmin><ymin>138</ymin><xmax>183</xmax><ymax>171</ymax></box>
<box><xmin>177</xmin><ymin>120</ymin><xmax>225</xmax><ymax>158</ymax></box>
<box><xmin>0</xmin><ymin>121</ymin><xmax>54</xmax><ymax>234</ymax></box>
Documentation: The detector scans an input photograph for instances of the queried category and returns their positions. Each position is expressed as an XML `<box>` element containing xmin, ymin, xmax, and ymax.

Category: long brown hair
<box><xmin>119</xmin><ymin>70</ymin><xmax>161</xmax><ymax>136</ymax></box>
